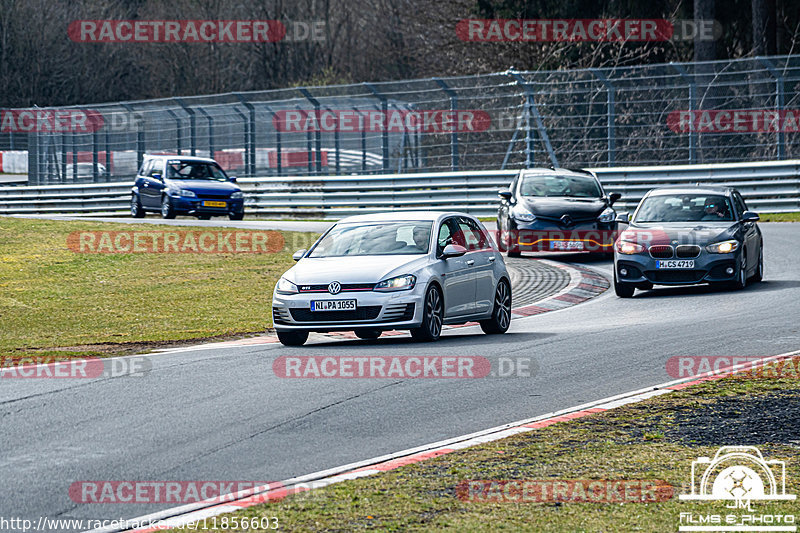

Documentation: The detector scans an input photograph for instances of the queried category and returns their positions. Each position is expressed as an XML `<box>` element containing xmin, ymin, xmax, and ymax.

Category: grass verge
<box><xmin>756</xmin><ymin>212</ymin><xmax>800</xmax><ymax>222</ymax></box>
<box><xmin>182</xmin><ymin>357</ymin><xmax>800</xmax><ymax>532</ymax></box>
<box><xmin>0</xmin><ymin>218</ymin><xmax>318</xmax><ymax>358</ymax></box>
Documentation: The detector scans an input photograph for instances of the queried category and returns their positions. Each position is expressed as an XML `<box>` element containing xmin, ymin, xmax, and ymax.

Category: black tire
<box><xmin>729</xmin><ymin>253</ymin><xmax>747</xmax><ymax>290</ymax></box>
<box><xmin>501</xmin><ymin>224</ymin><xmax>522</xmax><ymax>257</ymax></box>
<box><xmin>277</xmin><ymin>330</ymin><xmax>308</xmax><ymax>346</ymax></box>
<box><xmin>197</xmin><ymin>215</ymin><xmax>211</xmax><ymax>220</ymax></box>
<box><xmin>410</xmin><ymin>285</ymin><xmax>444</xmax><ymax>341</ymax></box>
<box><xmin>614</xmin><ymin>271</ymin><xmax>635</xmax><ymax>298</ymax></box>
<box><xmin>161</xmin><ymin>195</ymin><xmax>176</xmax><ymax>219</ymax></box>
<box><xmin>751</xmin><ymin>247</ymin><xmax>764</xmax><ymax>282</ymax></box>
<box><xmin>131</xmin><ymin>194</ymin><xmax>145</xmax><ymax>218</ymax></box>
<box><xmin>354</xmin><ymin>328</ymin><xmax>382</xmax><ymax>340</ymax></box>
<box><xmin>480</xmin><ymin>279</ymin><xmax>512</xmax><ymax>334</ymax></box>
<box><xmin>229</xmin><ymin>212</ymin><xmax>244</xmax><ymax>221</ymax></box>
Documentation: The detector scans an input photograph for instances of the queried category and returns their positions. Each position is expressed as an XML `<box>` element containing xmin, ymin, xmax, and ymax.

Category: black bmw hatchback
<box><xmin>496</xmin><ymin>168</ymin><xmax>621</xmax><ymax>256</ymax></box>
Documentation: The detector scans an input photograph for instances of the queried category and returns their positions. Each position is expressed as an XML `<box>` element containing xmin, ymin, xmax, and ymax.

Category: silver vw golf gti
<box><xmin>272</xmin><ymin>212</ymin><xmax>512</xmax><ymax>346</ymax></box>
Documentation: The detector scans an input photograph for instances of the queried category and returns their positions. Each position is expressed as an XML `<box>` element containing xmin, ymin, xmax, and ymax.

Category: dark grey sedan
<box><xmin>613</xmin><ymin>187</ymin><xmax>763</xmax><ymax>297</ymax></box>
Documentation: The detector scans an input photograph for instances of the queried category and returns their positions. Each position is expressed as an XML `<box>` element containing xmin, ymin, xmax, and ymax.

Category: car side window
<box><xmin>437</xmin><ymin>218</ymin><xmax>455</xmax><ymax>255</ymax></box>
<box><xmin>733</xmin><ymin>193</ymin><xmax>747</xmax><ymax>217</ymax></box>
<box><xmin>138</xmin><ymin>160</ymin><xmax>151</xmax><ymax>177</ymax></box>
<box><xmin>457</xmin><ymin>218</ymin><xmax>490</xmax><ymax>251</ymax></box>
<box><xmin>147</xmin><ymin>161</ymin><xmax>162</xmax><ymax>178</ymax></box>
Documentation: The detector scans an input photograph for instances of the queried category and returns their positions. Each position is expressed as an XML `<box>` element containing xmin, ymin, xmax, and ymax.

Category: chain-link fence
<box><xmin>3</xmin><ymin>55</ymin><xmax>800</xmax><ymax>185</ymax></box>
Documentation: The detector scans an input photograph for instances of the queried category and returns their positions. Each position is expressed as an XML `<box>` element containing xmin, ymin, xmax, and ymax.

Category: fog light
<box><xmin>620</xmin><ymin>268</ymin><xmax>628</xmax><ymax>277</ymax></box>
<box><xmin>725</xmin><ymin>267</ymin><xmax>734</xmax><ymax>275</ymax></box>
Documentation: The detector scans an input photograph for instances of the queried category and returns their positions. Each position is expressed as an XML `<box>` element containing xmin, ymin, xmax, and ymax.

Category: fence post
<box><xmin>590</xmin><ymin>68</ymin><xmax>616</xmax><ymax>166</ymax></box>
<box><xmin>756</xmin><ymin>56</ymin><xmax>785</xmax><ymax>160</ymax></box>
<box><xmin>507</xmin><ymin>69</ymin><xmax>558</xmax><ymax>168</ymax></box>
<box><xmin>60</xmin><ymin>132</ymin><xmax>67</xmax><ymax>183</ymax></box>
<box><xmin>234</xmin><ymin>93</ymin><xmax>256</xmax><ymax>176</ymax></box>
<box><xmin>298</xmin><ymin>88</ymin><xmax>323</xmax><ymax>175</ymax></box>
<box><xmin>353</xmin><ymin>106</ymin><xmax>367</xmax><ymax>173</ymax></box>
<box><xmin>121</xmin><ymin>102</ymin><xmax>144</xmax><ymax>171</ymax></box>
<box><xmin>232</xmin><ymin>106</ymin><xmax>249</xmax><ymax>176</ymax></box>
<box><xmin>174</xmin><ymin>98</ymin><xmax>197</xmax><ymax>156</ymax></box>
<box><xmin>165</xmin><ymin>108</ymin><xmax>182</xmax><ymax>155</ymax></box>
<box><xmin>92</xmin><ymin>129</ymin><xmax>99</xmax><ymax>182</ymax></box>
<box><xmin>670</xmin><ymin>63</ymin><xmax>697</xmax><ymax>164</ymax></box>
<box><xmin>363</xmin><ymin>83</ymin><xmax>390</xmax><ymax>172</ymax></box>
<box><xmin>325</xmin><ymin>105</ymin><xmax>340</xmax><ymax>175</ymax></box>
<box><xmin>433</xmin><ymin>78</ymin><xmax>459</xmax><ymax>171</ymax></box>
<box><xmin>195</xmin><ymin>106</ymin><xmax>214</xmax><ymax>161</ymax></box>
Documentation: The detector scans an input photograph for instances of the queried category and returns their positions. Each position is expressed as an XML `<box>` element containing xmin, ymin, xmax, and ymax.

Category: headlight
<box><xmin>275</xmin><ymin>277</ymin><xmax>298</xmax><ymax>294</ymax></box>
<box><xmin>616</xmin><ymin>240</ymin><xmax>645</xmax><ymax>254</ymax></box>
<box><xmin>374</xmin><ymin>274</ymin><xmax>416</xmax><ymax>292</ymax></box>
<box><xmin>510</xmin><ymin>204</ymin><xmax>536</xmax><ymax>222</ymax></box>
<box><xmin>179</xmin><ymin>189</ymin><xmax>196</xmax><ymax>198</ymax></box>
<box><xmin>598</xmin><ymin>207</ymin><xmax>615</xmax><ymax>223</ymax></box>
<box><xmin>706</xmin><ymin>240</ymin><xmax>740</xmax><ymax>254</ymax></box>
<box><xmin>231</xmin><ymin>191</ymin><xmax>244</xmax><ymax>199</ymax></box>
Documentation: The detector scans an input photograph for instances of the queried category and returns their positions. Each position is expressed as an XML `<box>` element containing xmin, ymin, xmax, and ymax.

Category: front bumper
<box><xmin>171</xmin><ymin>196</ymin><xmax>244</xmax><ymax>215</ymax></box>
<box><xmin>509</xmin><ymin>220</ymin><xmax>617</xmax><ymax>253</ymax></box>
<box><xmin>615</xmin><ymin>250</ymin><xmax>739</xmax><ymax>285</ymax></box>
<box><xmin>272</xmin><ymin>287</ymin><xmax>425</xmax><ymax>332</ymax></box>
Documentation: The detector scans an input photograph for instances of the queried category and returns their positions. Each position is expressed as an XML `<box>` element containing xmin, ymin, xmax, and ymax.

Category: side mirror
<box><xmin>608</xmin><ymin>192</ymin><xmax>621</xmax><ymax>206</ymax></box>
<box><xmin>498</xmin><ymin>189</ymin><xmax>513</xmax><ymax>201</ymax></box>
<box><xmin>151</xmin><ymin>173</ymin><xmax>163</xmax><ymax>181</ymax></box>
<box><xmin>615</xmin><ymin>212</ymin><xmax>630</xmax><ymax>224</ymax></box>
<box><xmin>742</xmin><ymin>211</ymin><xmax>760</xmax><ymax>223</ymax></box>
<box><xmin>440</xmin><ymin>244</ymin><xmax>467</xmax><ymax>259</ymax></box>
<box><xmin>228</xmin><ymin>176</ymin><xmax>237</xmax><ymax>183</ymax></box>
<box><xmin>292</xmin><ymin>249</ymin><xmax>307</xmax><ymax>261</ymax></box>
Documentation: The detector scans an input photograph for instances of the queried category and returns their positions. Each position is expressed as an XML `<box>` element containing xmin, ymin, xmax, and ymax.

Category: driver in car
<box><xmin>701</xmin><ymin>201</ymin><xmax>729</xmax><ymax>220</ymax></box>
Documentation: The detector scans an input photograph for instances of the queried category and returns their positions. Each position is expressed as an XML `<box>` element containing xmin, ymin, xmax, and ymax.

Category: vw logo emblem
<box><xmin>328</xmin><ymin>281</ymin><xmax>341</xmax><ymax>294</ymax></box>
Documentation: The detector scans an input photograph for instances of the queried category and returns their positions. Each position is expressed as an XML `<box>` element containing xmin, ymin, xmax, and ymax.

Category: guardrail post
<box><xmin>363</xmin><ymin>83</ymin><xmax>390</xmax><ymax>172</ymax></box>
<box><xmin>298</xmin><ymin>88</ymin><xmax>323</xmax><ymax>175</ymax></box>
<box><xmin>590</xmin><ymin>69</ymin><xmax>616</xmax><ymax>166</ymax></box>
<box><xmin>174</xmin><ymin>98</ymin><xmax>197</xmax><ymax>156</ymax></box>
<box><xmin>260</xmin><ymin>104</ymin><xmax>281</xmax><ymax>176</ymax></box>
<box><xmin>756</xmin><ymin>56</ymin><xmax>785</xmax><ymax>160</ymax></box>
<box><xmin>433</xmin><ymin>78</ymin><xmax>459</xmax><ymax>171</ymax></box>
<box><xmin>670</xmin><ymin>63</ymin><xmax>697</xmax><ymax>164</ymax></box>
<box><xmin>195</xmin><ymin>106</ymin><xmax>214</xmax><ymax>161</ymax></box>
<box><xmin>234</xmin><ymin>93</ymin><xmax>256</xmax><ymax>176</ymax></box>
<box><xmin>507</xmin><ymin>69</ymin><xmax>558</xmax><ymax>168</ymax></box>
<box><xmin>121</xmin><ymin>103</ymin><xmax>144</xmax><ymax>171</ymax></box>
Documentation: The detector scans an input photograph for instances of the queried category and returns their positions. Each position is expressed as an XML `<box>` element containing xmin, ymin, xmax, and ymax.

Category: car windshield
<box><xmin>309</xmin><ymin>222</ymin><xmax>432</xmax><ymax>257</ymax></box>
<box><xmin>519</xmin><ymin>174</ymin><xmax>602</xmax><ymax>198</ymax></box>
<box><xmin>166</xmin><ymin>161</ymin><xmax>228</xmax><ymax>181</ymax></box>
<box><xmin>635</xmin><ymin>194</ymin><xmax>735</xmax><ymax>223</ymax></box>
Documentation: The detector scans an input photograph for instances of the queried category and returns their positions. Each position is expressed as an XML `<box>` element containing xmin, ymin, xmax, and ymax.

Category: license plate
<box><xmin>550</xmin><ymin>241</ymin><xmax>584</xmax><ymax>251</ymax></box>
<box><xmin>203</xmin><ymin>201</ymin><xmax>227</xmax><ymax>208</ymax></box>
<box><xmin>656</xmin><ymin>260</ymin><xmax>695</xmax><ymax>269</ymax></box>
<box><xmin>311</xmin><ymin>300</ymin><xmax>356</xmax><ymax>311</ymax></box>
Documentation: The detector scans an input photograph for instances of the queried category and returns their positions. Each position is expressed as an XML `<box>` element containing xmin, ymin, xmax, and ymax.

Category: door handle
<box><xmin>466</xmin><ymin>260</ymin><xmax>475</xmax><ymax>266</ymax></box>
<box><xmin>488</xmin><ymin>256</ymin><xmax>496</xmax><ymax>262</ymax></box>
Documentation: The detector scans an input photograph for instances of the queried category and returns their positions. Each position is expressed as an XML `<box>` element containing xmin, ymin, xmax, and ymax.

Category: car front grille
<box><xmin>289</xmin><ymin>306</ymin><xmax>382</xmax><ymax>322</ymax></box>
<box><xmin>646</xmin><ymin>270</ymin><xmax>705</xmax><ymax>283</ymax></box>
<box><xmin>272</xmin><ymin>307</ymin><xmax>291</xmax><ymax>325</ymax></box>
<box><xmin>197</xmin><ymin>193</ymin><xmax>230</xmax><ymax>200</ymax></box>
<box><xmin>649</xmin><ymin>245</ymin><xmax>673</xmax><ymax>259</ymax></box>
<box><xmin>298</xmin><ymin>283</ymin><xmax>376</xmax><ymax>293</ymax></box>
<box><xmin>676</xmin><ymin>245</ymin><xmax>701</xmax><ymax>258</ymax></box>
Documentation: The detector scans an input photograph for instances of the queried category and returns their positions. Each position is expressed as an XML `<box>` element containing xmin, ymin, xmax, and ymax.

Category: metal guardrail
<box><xmin>0</xmin><ymin>161</ymin><xmax>798</xmax><ymax>218</ymax></box>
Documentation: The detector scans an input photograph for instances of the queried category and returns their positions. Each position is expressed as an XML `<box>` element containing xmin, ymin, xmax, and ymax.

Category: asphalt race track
<box><xmin>1</xmin><ymin>221</ymin><xmax>799</xmax><ymax>531</ymax></box>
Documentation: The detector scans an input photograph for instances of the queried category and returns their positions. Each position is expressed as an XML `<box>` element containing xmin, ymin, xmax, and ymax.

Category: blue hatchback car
<box><xmin>131</xmin><ymin>155</ymin><xmax>245</xmax><ymax>220</ymax></box>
